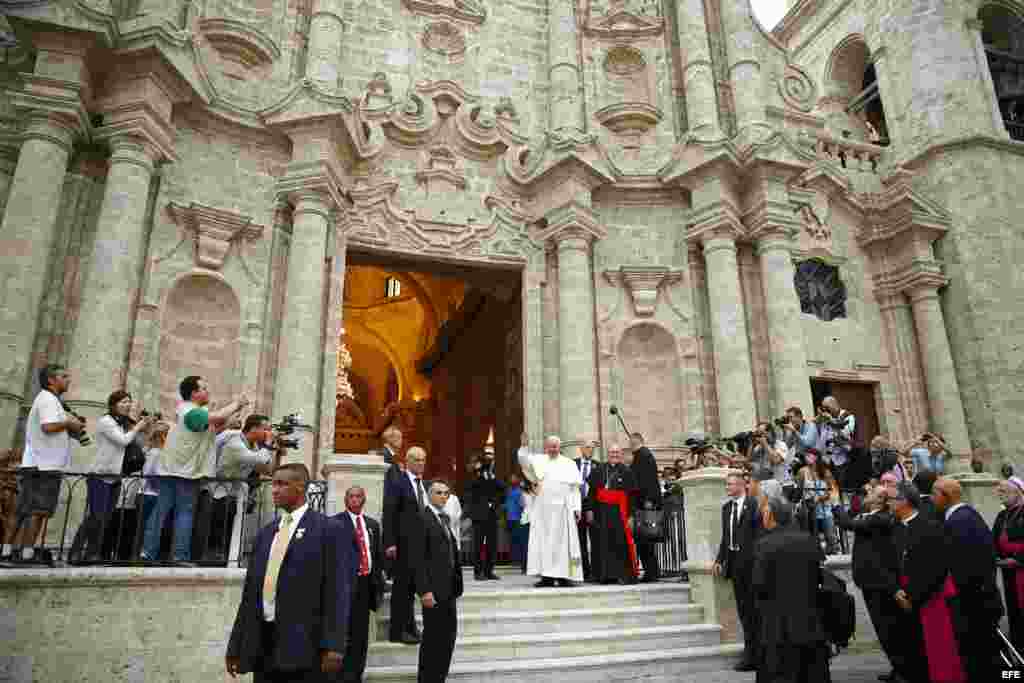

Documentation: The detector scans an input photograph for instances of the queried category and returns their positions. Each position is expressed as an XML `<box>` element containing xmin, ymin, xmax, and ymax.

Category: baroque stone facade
<box><xmin>1</xmin><ymin>0</ymin><xmax>1023</xmax><ymax>476</ymax></box>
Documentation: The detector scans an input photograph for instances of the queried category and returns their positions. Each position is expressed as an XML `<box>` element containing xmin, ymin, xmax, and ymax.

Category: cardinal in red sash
<box><xmin>583</xmin><ymin>443</ymin><xmax>640</xmax><ymax>584</ymax></box>
<box><xmin>993</xmin><ymin>476</ymin><xmax>1024</xmax><ymax>653</ymax></box>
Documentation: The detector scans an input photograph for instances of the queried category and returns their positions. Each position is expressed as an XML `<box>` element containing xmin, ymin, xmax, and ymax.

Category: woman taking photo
<box><xmin>72</xmin><ymin>391</ymin><xmax>153</xmax><ymax>563</ymax></box>
<box><xmin>994</xmin><ymin>476</ymin><xmax>1024</xmax><ymax>652</ymax></box>
<box><xmin>795</xmin><ymin>448</ymin><xmax>840</xmax><ymax>554</ymax></box>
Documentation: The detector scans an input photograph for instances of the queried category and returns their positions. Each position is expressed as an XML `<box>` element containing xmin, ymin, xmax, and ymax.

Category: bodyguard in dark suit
<box><xmin>226</xmin><ymin>464</ymin><xmax>353</xmax><ymax>682</ymax></box>
<box><xmin>835</xmin><ymin>486</ymin><xmax>908</xmax><ymax>682</ymax></box>
<box><xmin>629</xmin><ymin>432</ymin><xmax>662</xmax><ymax>583</ymax></box>
<box><xmin>466</xmin><ymin>447</ymin><xmax>505</xmax><ymax>581</ymax></box>
<box><xmin>575</xmin><ymin>440</ymin><xmax>599</xmax><ymax>581</ymax></box>
<box><xmin>333</xmin><ymin>486</ymin><xmax>385</xmax><ymax>683</ymax></box>
<box><xmin>382</xmin><ymin>446</ymin><xmax>429</xmax><ymax>645</ymax></box>
<box><xmin>933</xmin><ymin>478</ymin><xmax>1004</xmax><ymax>683</ymax></box>
<box><xmin>752</xmin><ymin>497</ymin><xmax>830</xmax><ymax>683</ymax></box>
<box><xmin>714</xmin><ymin>472</ymin><xmax>760</xmax><ymax>672</ymax></box>
<box><xmin>416</xmin><ymin>480</ymin><xmax>464</xmax><ymax>683</ymax></box>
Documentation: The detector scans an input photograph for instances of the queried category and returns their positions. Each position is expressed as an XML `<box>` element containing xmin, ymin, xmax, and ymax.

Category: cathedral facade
<box><xmin>1</xmin><ymin>0</ymin><xmax>1022</xmax><ymax>481</ymax></box>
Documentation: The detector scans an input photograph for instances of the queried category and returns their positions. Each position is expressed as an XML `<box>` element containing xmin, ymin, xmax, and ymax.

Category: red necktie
<box><xmin>355</xmin><ymin>516</ymin><xmax>370</xmax><ymax>577</ymax></box>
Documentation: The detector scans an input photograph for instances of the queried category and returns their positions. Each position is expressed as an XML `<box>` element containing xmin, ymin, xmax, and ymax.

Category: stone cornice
<box><xmin>168</xmin><ymin>201</ymin><xmax>265</xmax><ymax>270</ymax></box>
<box><xmin>899</xmin><ymin>134</ymin><xmax>1024</xmax><ymax>170</ymax></box>
<box><xmin>872</xmin><ymin>259</ymin><xmax>949</xmax><ymax>299</ymax></box>
<box><xmin>538</xmin><ymin>201</ymin><xmax>607</xmax><ymax>245</ymax></box>
<box><xmin>856</xmin><ymin>180</ymin><xmax>951</xmax><ymax>249</ymax></box>
<box><xmin>276</xmin><ymin>160</ymin><xmax>347</xmax><ymax>211</ymax></box>
<box><xmin>773</xmin><ymin>0</ymin><xmax>823</xmax><ymax>45</ymax></box>
<box><xmin>5</xmin><ymin>2</ymin><xmax>118</xmax><ymax>47</ymax></box>
<box><xmin>93</xmin><ymin>113</ymin><xmax>178</xmax><ymax>163</ymax></box>
<box><xmin>7</xmin><ymin>74</ymin><xmax>92</xmax><ymax>142</ymax></box>
<box><xmin>658</xmin><ymin>139</ymin><xmax>742</xmax><ymax>187</ymax></box>
<box><xmin>685</xmin><ymin>202</ymin><xmax>745</xmax><ymax>244</ymax></box>
<box><xmin>603</xmin><ymin>266</ymin><xmax>683</xmax><ymax>317</ymax></box>
<box><xmin>744</xmin><ymin>198</ymin><xmax>802</xmax><ymax>242</ymax></box>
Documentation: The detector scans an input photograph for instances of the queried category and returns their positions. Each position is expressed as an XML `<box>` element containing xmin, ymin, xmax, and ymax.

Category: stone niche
<box><xmin>158</xmin><ymin>274</ymin><xmax>241</xmax><ymax>417</ymax></box>
<box><xmin>617</xmin><ymin>322</ymin><xmax>683</xmax><ymax>447</ymax></box>
<box><xmin>594</xmin><ymin>45</ymin><xmax>663</xmax><ymax>141</ymax></box>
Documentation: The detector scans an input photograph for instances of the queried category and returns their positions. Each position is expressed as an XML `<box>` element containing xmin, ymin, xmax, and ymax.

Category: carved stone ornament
<box><xmin>794</xmin><ymin>259</ymin><xmax>847</xmax><ymax>322</ymax></box>
<box><xmin>800</xmin><ymin>205</ymin><xmax>831</xmax><ymax>242</ymax></box>
<box><xmin>414</xmin><ymin>145</ymin><xmax>468</xmax><ymax>193</ymax></box>
<box><xmin>594</xmin><ymin>102</ymin><xmax>663</xmax><ymax>135</ymax></box>
<box><xmin>364</xmin><ymin>72</ymin><xmax>394</xmax><ymax>109</ymax></box>
<box><xmin>608</xmin><ymin>266</ymin><xmax>683</xmax><ymax>317</ymax></box>
<box><xmin>778</xmin><ymin>63</ymin><xmax>817</xmax><ymax>113</ymax></box>
<box><xmin>168</xmin><ymin>202</ymin><xmax>265</xmax><ymax>270</ymax></box>
<box><xmin>422</xmin><ymin>21</ymin><xmax>466</xmax><ymax>57</ymax></box>
<box><xmin>403</xmin><ymin>0</ymin><xmax>486</xmax><ymax>25</ymax></box>
<box><xmin>603</xmin><ymin>45</ymin><xmax>646</xmax><ymax>75</ymax></box>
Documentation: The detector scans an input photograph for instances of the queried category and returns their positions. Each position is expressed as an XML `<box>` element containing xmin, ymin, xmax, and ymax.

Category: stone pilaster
<box><xmin>65</xmin><ymin>136</ymin><xmax>161</xmax><ymax>410</ymax></box>
<box><xmin>547</xmin><ymin>0</ymin><xmax>584</xmax><ymax>132</ymax></box>
<box><xmin>0</xmin><ymin>111</ymin><xmax>82</xmax><ymax>447</ymax></box>
<box><xmin>717</xmin><ymin>3</ymin><xmax>765</xmax><ymax>137</ymax></box>
<box><xmin>675</xmin><ymin>0</ymin><xmax>720</xmax><ymax>139</ymax></box>
<box><xmin>700</xmin><ymin>231</ymin><xmax>756</xmax><ymax>437</ymax></box>
<box><xmin>538</xmin><ymin>203</ymin><xmax>606</xmax><ymax>446</ymax></box>
<box><xmin>755</xmin><ymin>231</ymin><xmax>813</xmax><ymax>417</ymax></box>
<box><xmin>907</xmin><ymin>283</ymin><xmax>971</xmax><ymax>470</ymax></box>
<box><xmin>274</xmin><ymin>191</ymin><xmax>335</xmax><ymax>471</ymax></box>
<box><xmin>876</xmin><ymin>292</ymin><xmax>929</xmax><ymax>443</ymax></box>
<box><xmin>306</xmin><ymin>0</ymin><xmax>345</xmax><ymax>93</ymax></box>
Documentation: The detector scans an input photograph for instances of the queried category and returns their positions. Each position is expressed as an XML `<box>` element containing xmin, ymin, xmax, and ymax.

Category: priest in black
<box><xmin>629</xmin><ymin>432</ymin><xmax>662</xmax><ymax>582</ymax></box>
<box><xmin>584</xmin><ymin>444</ymin><xmax>639</xmax><ymax>584</ymax></box>
<box><xmin>752</xmin><ymin>497</ymin><xmax>830</xmax><ymax>683</ymax></box>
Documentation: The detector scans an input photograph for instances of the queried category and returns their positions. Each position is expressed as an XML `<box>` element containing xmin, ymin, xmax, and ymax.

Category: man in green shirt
<box><xmin>141</xmin><ymin>375</ymin><xmax>247</xmax><ymax>565</ymax></box>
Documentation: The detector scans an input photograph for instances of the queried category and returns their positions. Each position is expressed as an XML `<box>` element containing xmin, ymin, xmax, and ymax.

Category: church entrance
<box><xmin>335</xmin><ymin>251</ymin><xmax>524</xmax><ymax>493</ymax></box>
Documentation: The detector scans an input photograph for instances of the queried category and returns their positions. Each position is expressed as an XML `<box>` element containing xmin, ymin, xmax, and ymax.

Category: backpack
<box><xmin>818</xmin><ymin>568</ymin><xmax>856</xmax><ymax>648</ymax></box>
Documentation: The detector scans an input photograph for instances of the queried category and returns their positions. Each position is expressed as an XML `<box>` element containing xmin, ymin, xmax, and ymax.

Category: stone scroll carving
<box><xmin>778</xmin><ymin>63</ymin><xmax>817</xmax><ymax>113</ymax></box>
<box><xmin>794</xmin><ymin>259</ymin><xmax>847</xmax><ymax>322</ymax></box>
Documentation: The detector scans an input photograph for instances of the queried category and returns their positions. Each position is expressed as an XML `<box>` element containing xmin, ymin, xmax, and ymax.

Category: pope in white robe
<box><xmin>518</xmin><ymin>436</ymin><xmax>584</xmax><ymax>582</ymax></box>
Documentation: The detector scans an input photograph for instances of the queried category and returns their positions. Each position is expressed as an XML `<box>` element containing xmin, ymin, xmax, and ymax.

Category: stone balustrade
<box><xmin>813</xmin><ymin>134</ymin><xmax>886</xmax><ymax>173</ymax></box>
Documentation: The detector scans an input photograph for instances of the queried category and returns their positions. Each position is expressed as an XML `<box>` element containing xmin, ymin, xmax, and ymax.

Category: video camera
<box><xmin>139</xmin><ymin>410</ymin><xmax>164</xmax><ymax>422</ymax></box>
<box><xmin>59</xmin><ymin>399</ymin><xmax>91</xmax><ymax>447</ymax></box>
<box><xmin>871</xmin><ymin>447</ymin><xmax>901</xmax><ymax>478</ymax></box>
<box><xmin>271</xmin><ymin>413</ymin><xmax>311</xmax><ymax>450</ymax></box>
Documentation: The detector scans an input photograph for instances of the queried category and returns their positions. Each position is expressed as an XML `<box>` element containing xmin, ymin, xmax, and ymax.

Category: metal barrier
<box><xmin>6</xmin><ymin>471</ymin><xmax>327</xmax><ymax>568</ymax></box>
<box><xmin>655</xmin><ymin>501</ymin><xmax>687</xmax><ymax>577</ymax></box>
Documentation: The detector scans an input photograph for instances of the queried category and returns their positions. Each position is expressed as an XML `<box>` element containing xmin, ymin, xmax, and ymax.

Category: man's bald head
<box><xmin>932</xmin><ymin>477</ymin><xmax>962</xmax><ymax>512</ymax></box>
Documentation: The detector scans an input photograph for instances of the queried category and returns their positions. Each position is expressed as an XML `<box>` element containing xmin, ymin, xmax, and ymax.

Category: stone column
<box><xmin>0</xmin><ymin>113</ymin><xmax>77</xmax><ymax>446</ymax></box>
<box><xmin>679</xmin><ymin>467</ymin><xmax>743</xmax><ymax>651</ymax></box>
<box><xmin>66</xmin><ymin>137</ymin><xmax>159</xmax><ymax>408</ymax></box>
<box><xmin>554</xmin><ymin>232</ymin><xmax>599</xmax><ymax>444</ymax></box>
<box><xmin>548</xmin><ymin>0</ymin><xmax>584</xmax><ymax>132</ymax></box>
<box><xmin>274</xmin><ymin>192</ymin><xmax>333</xmax><ymax>470</ymax></box>
<box><xmin>541</xmin><ymin>248</ymin><xmax>561</xmax><ymax>435</ymax></box>
<box><xmin>701</xmin><ymin>233</ymin><xmax>756</xmax><ymax>437</ymax></box>
<box><xmin>756</xmin><ymin>232</ymin><xmax>813</xmax><ymax>417</ymax></box>
<box><xmin>676</xmin><ymin>0</ymin><xmax>721</xmax><ymax>138</ymax></box>
<box><xmin>306</xmin><ymin>0</ymin><xmax>345</xmax><ymax>93</ymax></box>
<box><xmin>907</xmin><ymin>285</ymin><xmax>971</xmax><ymax>469</ymax></box>
<box><xmin>718</xmin><ymin>3</ymin><xmax>764</xmax><ymax>135</ymax></box>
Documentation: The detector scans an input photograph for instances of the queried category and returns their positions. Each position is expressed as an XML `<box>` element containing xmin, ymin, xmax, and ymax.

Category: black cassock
<box><xmin>586</xmin><ymin>463</ymin><xmax>639</xmax><ymax>583</ymax></box>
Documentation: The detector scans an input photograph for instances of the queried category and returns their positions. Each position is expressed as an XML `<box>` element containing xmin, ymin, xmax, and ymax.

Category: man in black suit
<box><xmin>382</xmin><ymin>445</ymin><xmax>428</xmax><ymax>645</ymax></box>
<box><xmin>333</xmin><ymin>486</ymin><xmax>385</xmax><ymax>683</ymax></box>
<box><xmin>466</xmin><ymin>446</ymin><xmax>505</xmax><ymax>581</ymax></box>
<box><xmin>226</xmin><ymin>464</ymin><xmax>353</xmax><ymax>682</ymax></box>
<box><xmin>753</xmin><ymin>497</ymin><xmax>830</xmax><ymax>682</ymax></box>
<box><xmin>575</xmin><ymin>439</ymin><xmax>598</xmax><ymax>581</ymax></box>
<box><xmin>933</xmin><ymin>477</ymin><xmax>1004</xmax><ymax>683</ymax></box>
<box><xmin>629</xmin><ymin>432</ymin><xmax>662</xmax><ymax>583</ymax></box>
<box><xmin>713</xmin><ymin>472</ymin><xmax>760</xmax><ymax>672</ymax></box>
<box><xmin>835</xmin><ymin>484</ymin><xmax>908</xmax><ymax>682</ymax></box>
<box><xmin>416</xmin><ymin>479</ymin><xmax>464</xmax><ymax>683</ymax></box>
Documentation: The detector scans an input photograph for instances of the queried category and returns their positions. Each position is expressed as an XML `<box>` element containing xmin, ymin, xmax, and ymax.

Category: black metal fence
<box><xmin>7</xmin><ymin>471</ymin><xmax>327</xmax><ymax>568</ymax></box>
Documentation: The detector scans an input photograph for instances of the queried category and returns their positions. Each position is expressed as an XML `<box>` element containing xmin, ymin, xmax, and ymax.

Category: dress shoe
<box><xmin>485</xmin><ymin>573</ymin><xmax>501</xmax><ymax>580</ymax></box>
<box><xmin>556</xmin><ymin>578</ymin><xmax>574</xmax><ymax>587</ymax></box>
<box><xmin>390</xmin><ymin>632</ymin><xmax>420</xmax><ymax>645</ymax></box>
<box><xmin>733</xmin><ymin>662</ymin><xmax>757</xmax><ymax>672</ymax></box>
<box><xmin>474</xmin><ymin>573</ymin><xmax>485</xmax><ymax>581</ymax></box>
<box><xmin>878</xmin><ymin>671</ymin><xmax>901</xmax><ymax>682</ymax></box>
<box><xmin>534</xmin><ymin>578</ymin><xmax>555</xmax><ymax>588</ymax></box>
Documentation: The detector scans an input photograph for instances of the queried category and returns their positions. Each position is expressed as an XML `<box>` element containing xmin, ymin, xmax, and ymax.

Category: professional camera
<box><xmin>271</xmin><ymin>413</ymin><xmax>311</xmax><ymax>450</ymax></box>
<box><xmin>727</xmin><ymin>431</ymin><xmax>755</xmax><ymax>455</ymax></box>
<box><xmin>871</xmin><ymin>447</ymin><xmax>901</xmax><ymax>478</ymax></box>
<box><xmin>773</xmin><ymin>415</ymin><xmax>790</xmax><ymax>429</ymax></box>
<box><xmin>140</xmin><ymin>409</ymin><xmax>164</xmax><ymax>422</ymax></box>
<box><xmin>59</xmin><ymin>400</ymin><xmax>91</xmax><ymax>447</ymax></box>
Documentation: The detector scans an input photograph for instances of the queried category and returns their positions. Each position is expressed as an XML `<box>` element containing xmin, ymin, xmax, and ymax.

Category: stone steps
<box><xmin>367</xmin><ymin>623</ymin><xmax>723</xmax><ymax>667</ymax></box>
<box><xmin>379</xmin><ymin>581</ymin><xmax>692</xmax><ymax>615</ymax></box>
<box><xmin>364</xmin><ymin>643</ymin><xmax>746</xmax><ymax>682</ymax></box>
<box><xmin>376</xmin><ymin>602</ymin><xmax>705</xmax><ymax>639</ymax></box>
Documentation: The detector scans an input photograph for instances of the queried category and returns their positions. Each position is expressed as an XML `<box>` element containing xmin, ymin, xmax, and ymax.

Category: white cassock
<box><xmin>517</xmin><ymin>447</ymin><xmax>583</xmax><ymax>580</ymax></box>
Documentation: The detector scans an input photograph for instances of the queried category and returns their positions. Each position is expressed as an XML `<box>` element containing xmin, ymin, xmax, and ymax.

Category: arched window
<box><xmin>825</xmin><ymin>37</ymin><xmax>890</xmax><ymax>146</ymax></box>
<box><xmin>385</xmin><ymin>276</ymin><xmax>401</xmax><ymax>298</ymax></box>
<box><xmin>979</xmin><ymin>4</ymin><xmax>1024</xmax><ymax>141</ymax></box>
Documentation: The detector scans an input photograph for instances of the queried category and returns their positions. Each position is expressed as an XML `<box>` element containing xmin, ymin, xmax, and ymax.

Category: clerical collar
<box><xmin>902</xmin><ymin>511</ymin><xmax>919</xmax><ymax>526</ymax></box>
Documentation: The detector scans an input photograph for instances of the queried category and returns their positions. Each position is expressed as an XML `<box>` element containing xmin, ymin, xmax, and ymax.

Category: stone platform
<box><xmin>365</xmin><ymin>571</ymin><xmax>742</xmax><ymax>682</ymax></box>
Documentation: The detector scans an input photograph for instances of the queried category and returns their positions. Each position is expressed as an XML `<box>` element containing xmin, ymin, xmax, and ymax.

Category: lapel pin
<box><xmin>296</xmin><ymin>528</ymin><xmax>306</xmax><ymax>540</ymax></box>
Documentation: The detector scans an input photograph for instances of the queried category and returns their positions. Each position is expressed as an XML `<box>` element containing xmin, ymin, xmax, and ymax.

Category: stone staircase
<box><xmin>364</xmin><ymin>569</ymin><xmax>742</xmax><ymax>681</ymax></box>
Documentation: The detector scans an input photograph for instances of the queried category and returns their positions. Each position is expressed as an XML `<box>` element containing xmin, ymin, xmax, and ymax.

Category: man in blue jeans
<box><xmin>141</xmin><ymin>376</ymin><xmax>247</xmax><ymax>565</ymax></box>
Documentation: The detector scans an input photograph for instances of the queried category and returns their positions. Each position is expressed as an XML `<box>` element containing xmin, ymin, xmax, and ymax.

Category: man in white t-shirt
<box><xmin>5</xmin><ymin>364</ymin><xmax>84</xmax><ymax>564</ymax></box>
<box><xmin>141</xmin><ymin>375</ymin><xmax>247</xmax><ymax>565</ymax></box>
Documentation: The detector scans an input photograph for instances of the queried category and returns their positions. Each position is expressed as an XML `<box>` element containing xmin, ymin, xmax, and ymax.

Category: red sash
<box><xmin>900</xmin><ymin>574</ymin><xmax>967</xmax><ymax>683</ymax></box>
<box><xmin>595</xmin><ymin>487</ymin><xmax>639</xmax><ymax>577</ymax></box>
<box><xmin>997</xmin><ymin>531</ymin><xmax>1024</xmax><ymax>610</ymax></box>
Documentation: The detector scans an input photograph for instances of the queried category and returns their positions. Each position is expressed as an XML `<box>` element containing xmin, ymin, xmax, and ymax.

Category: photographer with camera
<box><xmin>747</xmin><ymin>422</ymin><xmax>790</xmax><ymax>486</ymax></box>
<box><xmin>869</xmin><ymin>435</ymin><xmax>906</xmax><ymax>482</ymax></box>
<box><xmin>795</xmin><ymin>448</ymin><xmax>840</xmax><ymax>555</ymax></box>
<box><xmin>141</xmin><ymin>375</ymin><xmax>249</xmax><ymax>565</ymax></box>
<box><xmin>780</xmin><ymin>406</ymin><xmax>818</xmax><ymax>461</ymax></box>
<box><xmin>815</xmin><ymin>396</ymin><xmax>856</xmax><ymax>485</ymax></box>
<box><xmin>5</xmin><ymin>364</ymin><xmax>85</xmax><ymax>565</ymax></box>
<box><xmin>909</xmin><ymin>432</ymin><xmax>948</xmax><ymax>476</ymax></box>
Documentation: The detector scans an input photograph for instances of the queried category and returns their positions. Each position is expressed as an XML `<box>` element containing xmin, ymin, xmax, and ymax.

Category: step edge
<box><xmin>375</xmin><ymin>603</ymin><xmax>702</xmax><ymax>623</ymax></box>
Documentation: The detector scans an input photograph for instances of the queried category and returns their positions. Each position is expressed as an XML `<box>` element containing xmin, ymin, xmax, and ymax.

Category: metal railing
<box><xmin>655</xmin><ymin>499</ymin><xmax>687</xmax><ymax>577</ymax></box>
<box><xmin>5</xmin><ymin>471</ymin><xmax>327</xmax><ymax>568</ymax></box>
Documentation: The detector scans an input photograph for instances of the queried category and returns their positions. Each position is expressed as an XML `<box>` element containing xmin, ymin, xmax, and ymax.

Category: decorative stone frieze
<box><xmin>422</xmin><ymin>21</ymin><xmax>466</xmax><ymax>57</ymax></box>
<box><xmin>168</xmin><ymin>201</ymin><xmax>266</xmax><ymax>270</ymax></box>
<box><xmin>402</xmin><ymin>0</ymin><xmax>486</xmax><ymax>25</ymax></box>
